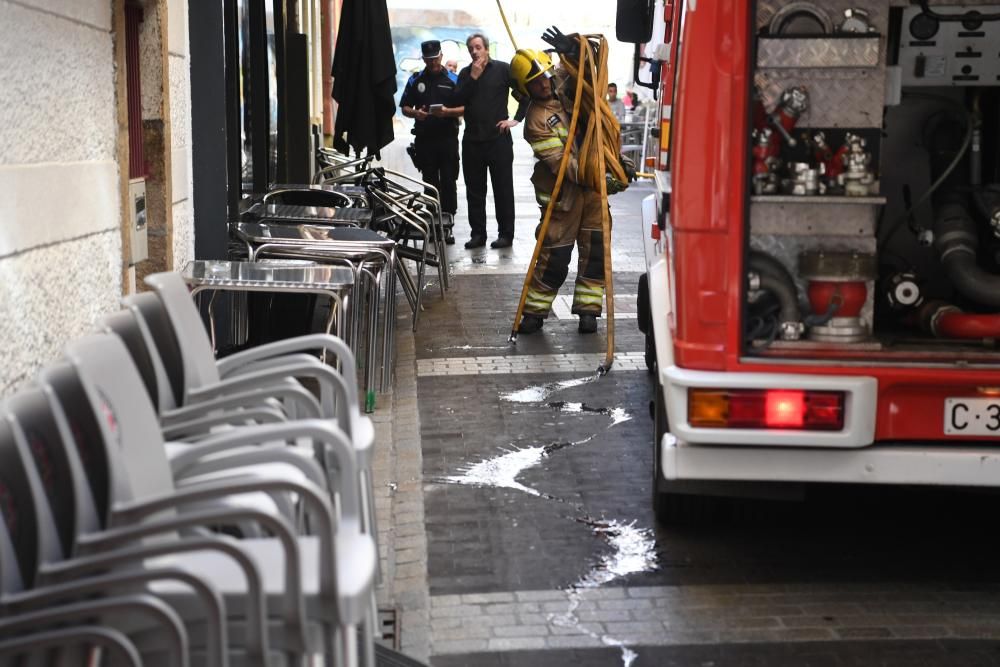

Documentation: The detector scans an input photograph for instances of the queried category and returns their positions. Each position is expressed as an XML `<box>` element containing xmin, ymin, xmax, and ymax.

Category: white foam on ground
<box><xmin>500</xmin><ymin>374</ymin><xmax>600</xmax><ymax>403</ymax></box>
<box><xmin>442</xmin><ymin>446</ymin><xmax>546</xmax><ymax>496</ymax></box>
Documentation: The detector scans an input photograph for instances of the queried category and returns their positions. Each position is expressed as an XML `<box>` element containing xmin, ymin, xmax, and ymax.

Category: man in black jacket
<box><xmin>399</xmin><ymin>40</ymin><xmax>463</xmax><ymax>234</ymax></box>
<box><xmin>452</xmin><ymin>33</ymin><xmax>521</xmax><ymax>249</ymax></box>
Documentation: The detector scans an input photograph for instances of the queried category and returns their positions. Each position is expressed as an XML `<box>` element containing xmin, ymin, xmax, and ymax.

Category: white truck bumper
<box><xmin>661</xmin><ymin>436</ymin><xmax>1000</xmax><ymax>487</ymax></box>
<box><xmin>660</xmin><ymin>364</ymin><xmax>1000</xmax><ymax>487</ymax></box>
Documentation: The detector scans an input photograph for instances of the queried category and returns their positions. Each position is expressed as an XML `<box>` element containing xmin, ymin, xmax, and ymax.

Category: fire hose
<box><xmin>507</xmin><ymin>32</ymin><xmax>627</xmax><ymax>375</ymax></box>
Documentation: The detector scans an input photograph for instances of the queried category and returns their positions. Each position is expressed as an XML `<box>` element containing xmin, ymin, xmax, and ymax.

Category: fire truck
<box><xmin>619</xmin><ymin>0</ymin><xmax>1000</xmax><ymax>521</ymax></box>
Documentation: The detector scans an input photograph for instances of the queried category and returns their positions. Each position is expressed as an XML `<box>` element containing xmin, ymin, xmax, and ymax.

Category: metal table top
<box><xmin>246</xmin><ymin>202</ymin><xmax>371</xmax><ymax>224</ymax></box>
<box><xmin>234</xmin><ymin>221</ymin><xmax>395</xmax><ymax>247</ymax></box>
<box><xmin>272</xmin><ymin>183</ymin><xmax>368</xmax><ymax>195</ymax></box>
<box><xmin>182</xmin><ymin>260</ymin><xmax>354</xmax><ymax>290</ymax></box>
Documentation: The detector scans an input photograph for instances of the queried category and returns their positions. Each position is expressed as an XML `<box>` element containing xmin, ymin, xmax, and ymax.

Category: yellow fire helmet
<box><xmin>510</xmin><ymin>48</ymin><xmax>554</xmax><ymax>96</ymax></box>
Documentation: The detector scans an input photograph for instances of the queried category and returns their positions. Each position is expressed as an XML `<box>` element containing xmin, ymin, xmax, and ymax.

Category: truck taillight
<box><xmin>659</xmin><ymin>119</ymin><xmax>671</xmax><ymax>169</ymax></box>
<box><xmin>689</xmin><ymin>389</ymin><xmax>845</xmax><ymax>431</ymax></box>
<box><xmin>658</xmin><ymin>106</ymin><xmax>672</xmax><ymax>171</ymax></box>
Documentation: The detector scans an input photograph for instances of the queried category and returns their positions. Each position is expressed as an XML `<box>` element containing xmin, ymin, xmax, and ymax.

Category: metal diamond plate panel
<box><xmin>756</xmin><ymin>1</ymin><xmax>889</xmax><ymax>128</ymax></box>
<box><xmin>890</xmin><ymin>0</ymin><xmax>997</xmax><ymax>4</ymax></box>
<box><xmin>750</xmin><ymin>197</ymin><xmax>883</xmax><ymax>235</ymax></box>
<box><xmin>755</xmin><ymin>68</ymin><xmax>886</xmax><ymax>127</ymax></box>
<box><xmin>757</xmin><ymin>37</ymin><xmax>880</xmax><ymax>68</ymax></box>
<box><xmin>757</xmin><ymin>0</ymin><xmax>889</xmax><ymax>34</ymax></box>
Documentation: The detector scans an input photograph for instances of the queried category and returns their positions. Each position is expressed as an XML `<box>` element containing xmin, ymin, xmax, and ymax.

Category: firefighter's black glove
<box><xmin>542</xmin><ymin>26</ymin><xmax>579</xmax><ymax>60</ymax></box>
<box><xmin>606</xmin><ymin>173</ymin><xmax>627</xmax><ymax>195</ymax></box>
<box><xmin>620</xmin><ymin>154</ymin><xmax>638</xmax><ymax>183</ymax></box>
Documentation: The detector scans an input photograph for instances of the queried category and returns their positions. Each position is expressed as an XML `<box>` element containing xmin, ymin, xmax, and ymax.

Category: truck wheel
<box><xmin>651</xmin><ymin>384</ymin><xmax>671</xmax><ymax>519</ymax></box>
<box><xmin>644</xmin><ymin>328</ymin><xmax>656</xmax><ymax>375</ymax></box>
<box><xmin>652</xmin><ymin>387</ymin><xmax>726</xmax><ymax>525</ymax></box>
<box><xmin>637</xmin><ymin>273</ymin><xmax>654</xmax><ymax>373</ymax></box>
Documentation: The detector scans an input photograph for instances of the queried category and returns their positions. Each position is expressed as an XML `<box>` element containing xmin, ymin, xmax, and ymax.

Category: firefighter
<box><xmin>399</xmin><ymin>40</ymin><xmax>463</xmax><ymax>242</ymax></box>
<box><xmin>511</xmin><ymin>48</ymin><xmax>611</xmax><ymax>334</ymax></box>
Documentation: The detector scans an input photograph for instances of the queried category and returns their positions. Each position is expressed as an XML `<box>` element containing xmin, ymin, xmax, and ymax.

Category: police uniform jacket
<box><xmin>400</xmin><ymin>68</ymin><xmax>459</xmax><ymax>138</ymax></box>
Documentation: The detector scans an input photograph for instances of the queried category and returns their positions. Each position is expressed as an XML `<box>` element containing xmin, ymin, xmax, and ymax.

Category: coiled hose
<box><xmin>510</xmin><ymin>33</ymin><xmax>626</xmax><ymax>374</ymax></box>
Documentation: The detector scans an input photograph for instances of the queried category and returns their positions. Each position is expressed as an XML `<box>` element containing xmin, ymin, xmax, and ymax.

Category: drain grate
<box><xmin>376</xmin><ymin>607</ymin><xmax>399</xmax><ymax>650</ymax></box>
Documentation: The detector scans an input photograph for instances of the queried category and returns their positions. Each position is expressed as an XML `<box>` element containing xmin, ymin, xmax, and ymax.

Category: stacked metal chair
<box><xmin>0</xmin><ymin>270</ymin><xmax>420</xmax><ymax>667</ymax></box>
<box><xmin>313</xmin><ymin>151</ymin><xmax>452</xmax><ymax>322</ymax></box>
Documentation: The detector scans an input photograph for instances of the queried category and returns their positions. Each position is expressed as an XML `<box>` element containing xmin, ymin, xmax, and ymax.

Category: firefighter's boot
<box><xmin>578</xmin><ymin>314</ymin><xmax>597</xmax><ymax>334</ymax></box>
<box><xmin>519</xmin><ymin>314</ymin><xmax>545</xmax><ymax>334</ymax></box>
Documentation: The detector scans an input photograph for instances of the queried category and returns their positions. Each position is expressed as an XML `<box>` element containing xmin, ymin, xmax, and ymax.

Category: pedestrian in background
<box><xmin>607</xmin><ymin>82</ymin><xmax>625</xmax><ymax>121</ymax></box>
<box><xmin>399</xmin><ymin>40</ymin><xmax>463</xmax><ymax>242</ymax></box>
<box><xmin>453</xmin><ymin>33</ymin><xmax>520</xmax><ymax>249</ymax></box>
<box><xmin>445</xmin><ymin>59</ymin><xmax>458</xmax><ymax>74</ymax></box>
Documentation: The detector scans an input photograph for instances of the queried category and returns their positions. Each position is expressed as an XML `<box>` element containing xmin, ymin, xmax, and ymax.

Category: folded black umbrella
<box><xmin>331</xmin><ymin>0</ymin><xmax>397</xmax><ymax>158</ymax></box>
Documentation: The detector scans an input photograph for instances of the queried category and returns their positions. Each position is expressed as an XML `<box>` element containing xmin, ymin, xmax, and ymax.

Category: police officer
<box><xmin>400</xmin><ymin>40</ymin><xmax>462</xmax><ymax>241</ymax></box>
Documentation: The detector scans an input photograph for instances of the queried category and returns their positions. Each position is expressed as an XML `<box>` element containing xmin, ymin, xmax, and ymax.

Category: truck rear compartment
<box><xmin>743</xmin><ymin>1</ymin><xmax>1000</xmax><ymax>366</ymax></box>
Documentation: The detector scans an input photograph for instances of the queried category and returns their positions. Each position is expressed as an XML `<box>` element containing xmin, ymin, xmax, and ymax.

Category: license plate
<box><xmin>944</xmin><ymin>398</ymin><xmax>1000</xmax><ymax>436</ymax></box>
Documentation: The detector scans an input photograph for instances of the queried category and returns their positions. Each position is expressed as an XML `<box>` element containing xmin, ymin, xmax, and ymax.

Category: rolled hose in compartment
<box><xmin>747</xmin><ymin>251</ymin><xmax>802</xmax><ymax>340</ymax></box>
<box><xmin>756</xmin><ymin>273</ymin><xmax>800</xmax><ymax>327</ymax></box>
<box><xmin>933</xmin><ymin>198</ymin><xmax>1000</xmax><ymax>308</ymax></box>
<box><xmin>749</xmin><ymin>251</ymin><xmax>797</xmax><ymax>294</ymax></box>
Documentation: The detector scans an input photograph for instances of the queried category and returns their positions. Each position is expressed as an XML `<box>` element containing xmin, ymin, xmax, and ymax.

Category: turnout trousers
<box><xmin>415</xmin><ymin>133</ymin><xmax>459</xmax><ymax>215</ymax></box>
<box><xmin>524</xmin><ymin>187</ymin><xmax>610</xmax><ymax>317</ymax></box>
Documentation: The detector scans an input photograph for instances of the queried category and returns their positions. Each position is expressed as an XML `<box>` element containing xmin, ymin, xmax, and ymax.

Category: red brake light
<box><xmin>689</xmin><ymin>389</ymin><xmax>844</xmax><ymax>431</ymax></box>
<box><xmin>766</xmin><ymin>390</ymin><xmax>805</xmax><ymax>428</ymax></box>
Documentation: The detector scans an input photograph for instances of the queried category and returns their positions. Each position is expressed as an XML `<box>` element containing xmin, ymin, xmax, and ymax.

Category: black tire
<box><xmin>651</xmin><ymin>383</ymin><xmax>670</xmax><ymax>520</ymax></box>
<box><xmin>644</xmin><ymin>328</ymin><xmax>656</xmax><ymax>375</ymax></box>
<box><xmin>652</xmin><ymin>387</ymin><xmax>728</xmax><ymax>525</ymax></box>
<box><xmin>637</xmin><ymin>273</ymin><xmax>655</xmax><ymax>373</ymax></box>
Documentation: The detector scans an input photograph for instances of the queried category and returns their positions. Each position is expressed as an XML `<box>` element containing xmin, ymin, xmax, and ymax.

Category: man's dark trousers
<box><xmin>463</xmin><ymin>133</ymin><xmax>515</xmax><ymax>240</ymax></box>
<box><xmin>415</xmin><ymin>133</ymin><xmax>459</xmax><ymax>215</ymax></box>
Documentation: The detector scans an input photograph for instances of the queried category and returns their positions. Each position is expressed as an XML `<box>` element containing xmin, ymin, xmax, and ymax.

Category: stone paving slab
<box><xmin>551</xmin><ymin>293</ymin><xmax>638</xmax><ymax>320</ymax></box>
<box><xmin>417</xmin><ymin>352</ymin><xmax>646</xmax><ymax>376</ymax></box>
<box><xmin>372</xmin><ymin>312</ymin><xmax>432</xmax><ymax>661</ymax></box>
<box><xmin>419</xmin><ymin>370</ymin><xmax>656</xmax><ymax>595</ymax></box>
<box><xmin>427</xmin><ymin>585</ymin><xmax>1000</xmax><ymax>655</ymax></box>
<box><xmin>430</xmin><ymin>640</ymin><xmax>1000</xmax><ymax>666</ymax></box>
<box><xmin>443</xmin><ymin>145</ymin><xmax>653</xmax><ymax>277</ymax></box>
<box><xmin>413</xmin><ymin>272</ymin><xmax>647</xmax><ymax>360</ymax></box>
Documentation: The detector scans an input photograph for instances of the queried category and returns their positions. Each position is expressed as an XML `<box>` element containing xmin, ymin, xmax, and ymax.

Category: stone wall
<box><xmin>168</xmin><ymin>0</ymin><xmax>194</xmax><ymax>270</ymax></box>
<box><xmin>0</xmin><ymin>0</ymin><xmax>122</xmax><ymax>396</ymax></box>
<box><xmin>0</xmin><ymin>0</ymin><xmax>194</xmax><ymax>397</ymax></box>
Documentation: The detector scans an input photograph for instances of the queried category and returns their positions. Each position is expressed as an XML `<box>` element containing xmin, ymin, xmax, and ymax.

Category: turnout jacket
<box><xmin>523</xmin><ymin>68</ymin><xmax>585</xmax><ymax>211</ymax></box>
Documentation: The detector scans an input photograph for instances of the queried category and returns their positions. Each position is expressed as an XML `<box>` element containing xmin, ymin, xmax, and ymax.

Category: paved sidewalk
<box><xmin>370</xmin><ymin>128</ymin><xmax>654</xmax><ymax>662</ymax></box>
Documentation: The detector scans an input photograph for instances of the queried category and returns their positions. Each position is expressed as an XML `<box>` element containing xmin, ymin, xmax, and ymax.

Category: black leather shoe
<box><xmin>518</xmin><ymin>314</ymin><xmax>545</xmax><ymax>334</ymax></box>
<box><xmin>464</xmin><ymin>236</ymin><xmax>486</xmax><ymax>249</ymax></box>
<box><xmin>490</xmin><ymin>237</ymin><xmax>513</xmax><ymax>249</ymax></box>
<box><xmin>578</xmin><ymin>314</ymin><xmax>598</xmax><ymax>334</ymax></box>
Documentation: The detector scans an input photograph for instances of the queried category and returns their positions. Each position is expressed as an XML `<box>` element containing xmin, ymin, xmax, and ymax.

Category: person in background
<box><xmin>452</xmin><ymin>33</ymin><xmax>521</xmax><ymax>249</ymax></box>
<box><xmin>607</xmin><ymin>82</ymin><xmax>625</xmax><ymax>121</ymax></box>
<box><xmin>399</xmin><ymin>40</ymin><xmax>463</xmax><ymax>242</ymax></box>
<box><xmin>445</xmin><ymin>59</ymin><xmax>459</xmax><ymax>74</ymax></box>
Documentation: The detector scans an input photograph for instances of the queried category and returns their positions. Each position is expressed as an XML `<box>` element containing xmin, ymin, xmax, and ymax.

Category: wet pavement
<box><xmin>372</xmin><ymin>127</ymin><xmax>1000</xmax><ymax>666</ymax></box>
